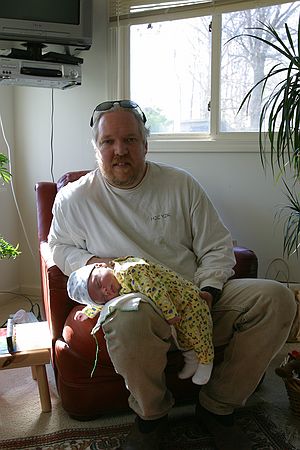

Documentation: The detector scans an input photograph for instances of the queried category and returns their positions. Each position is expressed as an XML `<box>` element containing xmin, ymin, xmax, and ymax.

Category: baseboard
<box><xmin>0</xmin><ymin>285</ymin><xmax>20</xmax><ymax>304</ymax></box>
<box><xmin>0</xmin><ymin>285</ymin><xmax>41</xmax><ymax>306</ymax></box>
<box><xmin>19</xmin><ymin>284</ymin><xmax>42</xmax><ymax>299</ymax></box>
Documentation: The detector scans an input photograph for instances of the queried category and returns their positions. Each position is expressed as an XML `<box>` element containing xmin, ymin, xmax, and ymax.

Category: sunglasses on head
<box><xmin>90</xmin><ymin>100</ymin><xmax>147</xmax><ymax>127</ymax></box>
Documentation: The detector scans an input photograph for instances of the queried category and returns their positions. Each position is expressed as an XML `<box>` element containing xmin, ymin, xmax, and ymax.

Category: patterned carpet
<box><xmin>0</xmin><ymin>406</ymin><xmax>297</xmax><ymax>450</ymax></box>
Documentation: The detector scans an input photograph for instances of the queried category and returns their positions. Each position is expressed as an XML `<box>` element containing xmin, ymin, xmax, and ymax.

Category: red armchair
<box><xmin>35</xmin><ymin>170</ymin><xmax>258</xmax><ymax>420</ymax></box>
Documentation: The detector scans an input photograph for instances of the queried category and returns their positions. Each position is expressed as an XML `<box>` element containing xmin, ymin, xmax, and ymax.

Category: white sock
<box><xmin>178</xmin><ymin>350</ymin><xmax>198</xmax><ymax>379</ymax></box>
<box><xmin>192</xmin><ymin>362</ymin><xmax>213</xmax><ymax>385</ymax></box>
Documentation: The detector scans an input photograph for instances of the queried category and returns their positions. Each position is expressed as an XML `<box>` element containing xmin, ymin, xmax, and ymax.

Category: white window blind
<box><xmin>109</xmin><ymin>0</ymin><xmax>292</xmax><ymax>24</ymax></box>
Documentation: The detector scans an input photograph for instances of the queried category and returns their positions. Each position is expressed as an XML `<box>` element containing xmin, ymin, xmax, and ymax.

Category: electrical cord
<box><xmin>0</xmin><ymin>291</ymin><xmax>42</xmax><ymax>327</ymax></box>
<box><xmin>265</xmin><ymin>257</ymin><xmax>289</xmax><ymax>281</ymax></box>
<box><xmin>264</xmin><ymin>257</ymin><xmax>292</xmax><ymax>285</ymax></box>
<box><xmin>0</xmin><ymin>112</ymin><xmax>38</xmax><ymax>267</ymax></box>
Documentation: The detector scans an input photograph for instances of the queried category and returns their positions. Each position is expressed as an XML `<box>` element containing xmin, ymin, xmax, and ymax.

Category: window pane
<box><xmin>220</xmin><ymin>2</ymin><xmax>299</xmax><ymax>132</ymax></box>
<box><xmin>130</xmin><ymin>17</ymin><xmax>211</xmax><ymax>134</ymax></box>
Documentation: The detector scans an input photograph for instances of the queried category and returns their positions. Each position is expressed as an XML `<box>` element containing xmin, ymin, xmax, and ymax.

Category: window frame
<box><xmin>108</xmin><ymin>0</ymin><xmax>295</xmax><ymax>152</ymax></box>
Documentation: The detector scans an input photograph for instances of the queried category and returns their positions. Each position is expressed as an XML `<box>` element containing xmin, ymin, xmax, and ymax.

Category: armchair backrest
<box><xmin>36</xmin><ymin>170</ymin><xmax>91</xmax><ymax>244</ymax></box>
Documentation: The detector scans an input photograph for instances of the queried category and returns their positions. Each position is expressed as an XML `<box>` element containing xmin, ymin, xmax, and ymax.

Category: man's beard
<box><xmin>99</xmin><ymin>161</ymin><xmax>137</xmax><ymax>188</ymax></box>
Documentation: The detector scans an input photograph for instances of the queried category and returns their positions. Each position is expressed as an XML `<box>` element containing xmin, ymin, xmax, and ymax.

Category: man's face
<box><xmin>95</xmin><ymin>110</ymin><xmax>148</xmax><ymax>188</ymax></box>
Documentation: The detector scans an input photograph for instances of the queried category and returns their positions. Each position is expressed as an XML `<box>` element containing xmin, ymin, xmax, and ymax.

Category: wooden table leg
<box><xmin>31</xmin><ymin>366</ymin><xmax>37</xmax><ymax>380</ymax></box>
<box><xmin>34</xmin><ymin>365</ymin><xmax>52</xmax><ymax>412</ymax></box>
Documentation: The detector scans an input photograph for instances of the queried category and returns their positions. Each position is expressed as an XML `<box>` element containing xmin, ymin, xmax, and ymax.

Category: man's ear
<box><xmin>144</xmin><ymin>141</ymin><xmax>148</xmax><ymax>155</ymax></box>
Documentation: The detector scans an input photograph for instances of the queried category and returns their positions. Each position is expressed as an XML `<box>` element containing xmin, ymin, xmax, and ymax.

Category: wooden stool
<box><xmin>0</xmin><ymin>321</ymin><xmax>52</xmax><ymax>412</ymax></box>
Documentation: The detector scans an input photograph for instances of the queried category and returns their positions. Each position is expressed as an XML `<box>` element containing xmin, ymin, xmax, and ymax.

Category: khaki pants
<box><xmin>102</xmin><ymin>278</ymin><xmax>296</xmax><ymax>419</ymax></box>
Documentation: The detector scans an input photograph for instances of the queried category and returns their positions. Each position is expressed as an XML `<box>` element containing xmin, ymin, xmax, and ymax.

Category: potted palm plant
<box><xmin>0</xmin><ymin>153</ymin><xmax>21</xmax><ymax>259</ymax></box>
<box><xmin>235</xmin><ymin>15</ymin><xmax>300</xmax><ymax>257</ymax></box>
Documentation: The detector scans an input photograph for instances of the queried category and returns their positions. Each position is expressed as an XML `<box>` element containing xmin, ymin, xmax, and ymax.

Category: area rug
<box><xmin>0</xmin><ymin>406</ymin><xmax>297</xmax><ymax>450</ymax></box>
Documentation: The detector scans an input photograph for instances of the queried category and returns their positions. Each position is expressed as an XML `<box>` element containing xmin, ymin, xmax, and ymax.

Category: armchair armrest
<box><xmin>232</xmin><ymin>246</ymin><xmax>258</xmax><ymax>279</ymax></box>
<box><xmin>35</xmin><ymin>182</ymin><xmax>57</xmax><ymax>242</ymax></box>
<box><xmin>39</xmin><ymin>242</ymin><xmax>74</xmax><ymax>342</ymax></box>
<box><xmin>36</xmin><ymin>180</ymin><xmax>73</xmax><ymax>341</ymax></box>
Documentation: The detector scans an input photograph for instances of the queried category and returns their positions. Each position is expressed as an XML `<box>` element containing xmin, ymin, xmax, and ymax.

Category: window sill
<box><xmin>148</xmin><ymin>132</ymin><xmax>263</xmax><ymax>153</ymax></box>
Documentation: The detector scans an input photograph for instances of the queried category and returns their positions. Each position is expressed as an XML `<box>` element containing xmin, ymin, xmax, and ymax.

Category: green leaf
<box><xmin>0</xmin><ymin>153</ymin><xmax>12</xmax><ymax>183</ymax></box>
<box><xmin>279</xmin><ymin>180</ymin><xmax>300</xmax><ymax>257</ymax></box>
<box><xmin>0</xmin><ymin>236</ymin><xmax>21</xmax><ymax>259</ymax></box>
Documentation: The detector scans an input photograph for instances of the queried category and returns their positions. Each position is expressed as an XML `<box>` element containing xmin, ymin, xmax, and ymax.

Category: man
<box><xmin>48</xmin><ymin>100</ymin><xmax>296</xmax><ymax>450</ymax></box>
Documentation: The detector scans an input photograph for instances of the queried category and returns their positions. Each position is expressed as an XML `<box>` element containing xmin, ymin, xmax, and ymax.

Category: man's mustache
<box><xmin>112</xmin><ymin>158</ymin><xmax>130</xmax><ymax>165</ymax></box>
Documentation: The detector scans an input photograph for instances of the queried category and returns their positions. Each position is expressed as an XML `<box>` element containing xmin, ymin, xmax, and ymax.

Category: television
<box><xmin>0</xmin><ymin>0</ymin><xmax>93</xmax><ymax>50</ymax></box>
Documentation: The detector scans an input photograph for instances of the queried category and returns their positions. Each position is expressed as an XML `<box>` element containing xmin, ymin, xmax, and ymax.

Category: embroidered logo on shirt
<box><xmin>150</xmin><ymin>213</ymin><xmax>171</xmax><ymax>221</ymax></box>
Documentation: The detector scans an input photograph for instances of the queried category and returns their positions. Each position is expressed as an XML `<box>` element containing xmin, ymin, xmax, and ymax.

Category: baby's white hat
<box><xmin>67</xmin><ymin>264</ymin><xmax>96</xmax><ymax>305</ymax></box>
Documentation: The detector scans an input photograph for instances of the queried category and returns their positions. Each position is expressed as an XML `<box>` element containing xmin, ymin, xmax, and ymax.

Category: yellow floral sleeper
<box><xmin>80</xmin><ymin>256</ymin><xmax>214</xmax><ymax>364</ymax></box>
<box><xmin>114</xmin><ymin>256</ymin><xmax>213</xmax><ymax>364</ymax></box>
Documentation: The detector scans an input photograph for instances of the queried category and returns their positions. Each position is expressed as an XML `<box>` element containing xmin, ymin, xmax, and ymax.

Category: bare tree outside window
<box><xmin>221</xmin><ymin>3</ymin><xmax>299</xmax><ymax>132</ymax></box>
<box><xmin>129</xmin><ymin>2</ymin><xmax>298</xmax><ymax>135</ymax></box>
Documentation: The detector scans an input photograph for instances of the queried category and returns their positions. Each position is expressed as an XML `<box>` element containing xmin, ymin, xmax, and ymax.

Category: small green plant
<box><xmin>0</xmin><ymin>153</ymin><xmax>12</xmax><ymax>183</ymax></box>
<box><xmin>0</xmin><ymin>236</ymin><xmax>21</xmax><ymax>259</ymax></box>
<box><xmin>0</xmin><ymin>153</ymin><xmax>21</xmax><ymax>259</ymax></box>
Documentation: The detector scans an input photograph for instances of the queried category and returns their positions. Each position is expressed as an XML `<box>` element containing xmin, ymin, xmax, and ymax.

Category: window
<box><xmin>131</xmin><ymin>17</ymin><xmax>211</xmax><ymax>134</ymax></box>
<box><xmin>220</xmin><ymin>3</ymin><xmax>299</xmax><ymax>132</ymax></box>
<box><xmin>109</xmin><ymin>0</ymin><xmax>299</xmax><ymax>141</ymax></box>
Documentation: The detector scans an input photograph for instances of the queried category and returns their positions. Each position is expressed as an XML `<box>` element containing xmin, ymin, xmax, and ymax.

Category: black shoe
<box><xmin>118</xmin><ymin>416</ymin><xmax>167</xmax><ymax>450</ymax></box>
<box><xmin>195</xmin><ymin>403</ymin><xmax>253</xmax><ymax>450</ymax></box>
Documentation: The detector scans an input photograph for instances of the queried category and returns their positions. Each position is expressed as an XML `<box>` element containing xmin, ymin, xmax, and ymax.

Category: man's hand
<box><xmin>86</xmin><ymin>256</ymin><xmax>113</xmax><ymax>267</ymax></box>
<box><xmin>200</xmin><ymin>291</ymin><xmax>213</xmax><ymax>311</ymax></box>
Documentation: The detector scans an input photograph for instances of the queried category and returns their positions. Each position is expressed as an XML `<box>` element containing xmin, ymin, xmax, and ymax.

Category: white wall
<box><xmin>0</xmin><ymin>87</ymin><xmax>20</xmax><ymax>297</ymax></box>
<box><xmin>1</xmin><ymin>0</ymin><xmax>299</xmax><ymax>301</ymax></box>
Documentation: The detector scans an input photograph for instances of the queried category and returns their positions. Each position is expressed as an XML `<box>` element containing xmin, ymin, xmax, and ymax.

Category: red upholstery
<box><xmin>35</xmin><ymin>171</ymin><xmax>258</xmax><ymax>420</ymax></box>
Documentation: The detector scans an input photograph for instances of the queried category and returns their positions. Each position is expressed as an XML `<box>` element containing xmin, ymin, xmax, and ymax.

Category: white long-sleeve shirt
<box><xmin>48</xmin><ymin>161</ymin><xmax>235</xmax><ymax>290</ymax></box>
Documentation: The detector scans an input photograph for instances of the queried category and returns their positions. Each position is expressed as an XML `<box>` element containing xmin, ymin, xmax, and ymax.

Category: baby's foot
<box><xmin>178</xmin><ymin>350</ymin><xmax>198</xmax><ymax>379</ymax></box>
<box><xmin>192</xmin><ymin>362</ymin><xmax>213</xmax><ymax>385</ymax></box>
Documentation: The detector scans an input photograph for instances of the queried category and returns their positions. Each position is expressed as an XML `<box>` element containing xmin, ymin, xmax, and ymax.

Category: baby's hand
<box><xmin>74</xmin><ymin>311</ymin><xmax>89</xmax><ymax>321</ymax></box>
<box><xmin>167</xmin><ymin>316</ymin><xmax>181</xmax><ymax>325</ymax></box>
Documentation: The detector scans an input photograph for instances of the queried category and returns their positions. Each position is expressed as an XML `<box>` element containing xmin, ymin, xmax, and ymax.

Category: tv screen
<box><xmin>1</xmin><ymin>1</ymin><xmax>80</xmax><ymax>25</ymax></box>
<box><xmin>0</xmin><ymin>0</ymin><xmax>92</xmax><ymax>48</ymax></box>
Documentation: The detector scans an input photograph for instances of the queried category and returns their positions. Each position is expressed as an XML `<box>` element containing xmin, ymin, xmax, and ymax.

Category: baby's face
<box><xmin>88</xmin><ymin>266</ymin><xmax>121</xmax><ymax>303</ymax></box>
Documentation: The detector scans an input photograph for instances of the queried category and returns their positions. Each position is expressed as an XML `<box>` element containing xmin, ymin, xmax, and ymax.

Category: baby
<box><xmin>67</xmin><ymin>256</ymin><xmax>214</xmax><ymax>385</ymax></box>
